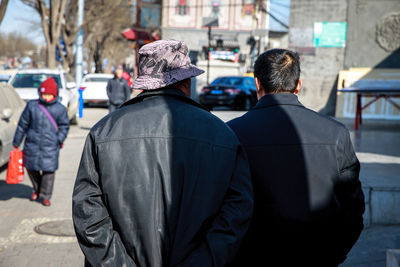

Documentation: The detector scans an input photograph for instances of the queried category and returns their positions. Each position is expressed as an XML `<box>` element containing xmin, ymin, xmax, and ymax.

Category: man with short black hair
<box><xmin>228</xmin><ymin>49</ymin><xmax>365</xmax><ymax>267</ymax></box>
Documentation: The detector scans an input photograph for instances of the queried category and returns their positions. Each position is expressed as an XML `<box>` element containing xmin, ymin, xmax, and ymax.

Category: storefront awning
<box><xmin>121</xmin><ymin>28</ymin><xmax>160</xmax><ymax>42</ymax></box>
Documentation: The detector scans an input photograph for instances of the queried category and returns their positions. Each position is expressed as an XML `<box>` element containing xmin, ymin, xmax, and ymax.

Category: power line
<box><xmin>269</xmin><ymin>6</ymin><xmax>290</xmax><ymax>21</ymax></box>
<box><xmin>270</xmin><ymin>0</ymin><xmax>290</xmax><ymax>8</ymax></box>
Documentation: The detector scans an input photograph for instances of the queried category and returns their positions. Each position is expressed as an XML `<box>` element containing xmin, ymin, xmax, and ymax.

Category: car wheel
<box><xmin>70</xmin><ymin>113</ymin><xmax>78</xmax><ymax>125</ymax></box>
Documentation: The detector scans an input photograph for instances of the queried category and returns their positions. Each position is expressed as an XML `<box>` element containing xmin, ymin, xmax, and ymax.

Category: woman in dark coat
<box><xmin>13</xmin><ymin>77</ymin><xmax>70</xmax><ymax>206</ymax></box>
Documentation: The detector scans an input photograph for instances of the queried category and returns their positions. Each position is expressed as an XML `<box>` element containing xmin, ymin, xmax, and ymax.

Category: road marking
<box><xmin>0</xmin><ymin>218</ymin><xmax>77</xmax><ymax>247</ymax></box>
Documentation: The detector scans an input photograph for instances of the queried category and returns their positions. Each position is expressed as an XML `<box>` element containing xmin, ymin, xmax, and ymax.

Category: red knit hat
<box><xmin>39</xmin><ymin>77</ymin><xmax>58</xmax><ymax>97</ymax></box>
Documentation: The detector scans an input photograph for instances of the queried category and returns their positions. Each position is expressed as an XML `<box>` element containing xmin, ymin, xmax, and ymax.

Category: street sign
<box><xmin>202</xmin><ymin>17</ymin><xmax>219</xmax><ymax>27</ymax></box>
<box><xmin>313</xmin><ymin>22</ymin><xmax>347</xmax><ymax>47</ymax></box>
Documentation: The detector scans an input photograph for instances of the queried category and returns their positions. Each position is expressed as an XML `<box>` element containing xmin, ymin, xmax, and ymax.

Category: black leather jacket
<box><xmin>73</xmin><ymin>88</ymin><xmax>253</xmax><ymax>267</ymax></box>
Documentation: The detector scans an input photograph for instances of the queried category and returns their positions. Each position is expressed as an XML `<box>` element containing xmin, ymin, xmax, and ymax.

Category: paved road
<box><xmin>0</xmin><ymin>107</ymin><xmax>398</xmax><ymax>267</ymax></box>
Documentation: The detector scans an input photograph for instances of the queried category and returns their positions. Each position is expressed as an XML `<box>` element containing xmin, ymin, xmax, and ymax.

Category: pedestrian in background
<box><xmin>228</xmin><ymin>49</ymin><xmax>365</xmax><ymax>267</ymax></box>
<box><xmin>13</xmin><ymin>77</ymin><xmax>70</xmax><ymax>206</ymax></box>
<box><xmin>73</xmin><ymin>39</ymin><xmax>253</xmax><ymax>267</ymax></box>
<box><xmin>106</xmin><ymin>65</ymin><xmax>131</xmax><ymax>113</ymax></box>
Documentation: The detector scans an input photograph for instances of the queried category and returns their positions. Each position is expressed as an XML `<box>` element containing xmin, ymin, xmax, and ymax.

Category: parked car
<box><xmin>8</xmin><ymin>69</ymin><xmax>79</xmax><ymax>124</ymax></box>
<box><xmin>0</xmin><ymin>83</ymin><xmax>25</xmax><ymax>167</ymax></box>
<box><xmin>80</xmin><ymin>73</ymin><xmax>114</xmax><ymax>106</ymax></box>
<box><xmin>199</xmin><ymin>76</ymin><xmax>257</xmax><ymax>110</ymax></box>
<box><xmin>0</xmin><ymin>74</ymin><xmax>11</xmax><ymax>83</ymax></box>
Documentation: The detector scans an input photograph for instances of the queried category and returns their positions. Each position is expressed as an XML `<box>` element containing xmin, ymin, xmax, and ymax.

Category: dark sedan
<box><xmin>199</xmin><ymin>76</ymin><xmax>257</xmax><ymax>110</ymax></box>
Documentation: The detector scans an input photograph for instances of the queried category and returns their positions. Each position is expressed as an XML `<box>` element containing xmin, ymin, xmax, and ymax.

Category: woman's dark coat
<box><xmin>13</xmin><ymin>93</ymin><xmax>70</xmax><ymax>172</ymax></box>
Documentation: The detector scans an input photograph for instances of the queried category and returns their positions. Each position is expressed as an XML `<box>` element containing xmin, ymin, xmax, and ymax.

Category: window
<box><xmin>176</xmin><ymin>0</ymin><xmax>189</xmax><ymax>15</ymax></box>
<box><xmin>11</xmin><ymin>74</ymin><xmax>62</xmax><ymax>89</ymax></box>
<box><xmin>84</xmin><ymin>77</ymin><xmax>113</xmax><ymax>83</ymax></box>
<box><xmin>211</xmin><ymin>77</ymin><xmax>245</xmax><ymax>86</ymax></box>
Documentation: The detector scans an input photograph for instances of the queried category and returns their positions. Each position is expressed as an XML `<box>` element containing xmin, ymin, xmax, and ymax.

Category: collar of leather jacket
<box><xmin>253</xmin><ymin>93</ymin><xmax>304</xmax><ymax>110</ymax></box>
<box><xmin>121</xmin><ymin>87</ymin><xmax>210</xmax><ymax>112</ymax></box>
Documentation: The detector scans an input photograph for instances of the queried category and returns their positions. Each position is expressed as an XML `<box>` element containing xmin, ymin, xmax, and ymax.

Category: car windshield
<box><xmin>11</xmin><ymin>73</ymin><xmax>62</xmax><ymax>89</ymax></box>
<box><xmin>84</xmin><ymin>77</ymin><xmax>112</xmax><ymax>83</ymax></box>
<box><xmin>211</xmin><ymin>77</ymin><xmax>244</xmax><ymax>86</ymax></box>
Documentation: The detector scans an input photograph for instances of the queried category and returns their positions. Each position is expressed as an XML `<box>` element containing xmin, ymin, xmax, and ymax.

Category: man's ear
<box><xmin>255</xmin><ymin>77</ymin><xmax>263</xmax><ymax>95</ymax></box>
<box><xmin>293</xmin><ymin>78</ymin><xmax>302</xmax><ymax>95</ymax></box>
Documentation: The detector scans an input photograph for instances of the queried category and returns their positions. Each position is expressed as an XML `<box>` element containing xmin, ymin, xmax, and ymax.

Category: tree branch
<box><xmin>0</xmin><ymin>0</ymin><xmax>9</xmax><ymax>25</ymax></box>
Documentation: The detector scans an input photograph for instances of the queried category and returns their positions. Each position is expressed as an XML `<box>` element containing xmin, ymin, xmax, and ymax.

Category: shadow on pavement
<box><xmin>0</xmin><ymin>180</ymin><xmax>32</xmax><ymax>201</ymax></box>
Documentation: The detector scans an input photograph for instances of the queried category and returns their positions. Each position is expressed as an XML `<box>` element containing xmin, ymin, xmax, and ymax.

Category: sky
<box><xmin>269</xmin><ymin>0</ymin><xmax>291</xmax><ymax>32</ymax></box>
<box><xmin>0</xmin><ymin>0</ymin><xmax>290</xmax><ymax>46</ymax></box>
<box><xmin>0</xmin><ymin>0</ymin><xmax>44</xmax><ymax>45</ymax></box>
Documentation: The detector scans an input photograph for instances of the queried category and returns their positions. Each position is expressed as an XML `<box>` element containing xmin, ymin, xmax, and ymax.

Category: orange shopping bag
<box><xmin>6</xmin><ymin>148</ymin><xmax>24</xmax><ymax>184</ymax></box>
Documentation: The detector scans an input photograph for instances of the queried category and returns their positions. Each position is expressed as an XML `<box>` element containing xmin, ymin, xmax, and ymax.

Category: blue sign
<box><xmin>313</xmin><ymin>22</ymin><xmax>347</xmax><ymax>47</ymax></box>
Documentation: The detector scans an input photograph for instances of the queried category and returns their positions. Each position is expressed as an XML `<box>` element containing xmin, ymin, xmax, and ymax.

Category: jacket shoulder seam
<box><xmin>94</xmin><ymin>135</ymin><xmax>237</xmax><ymax>151</ymax></box>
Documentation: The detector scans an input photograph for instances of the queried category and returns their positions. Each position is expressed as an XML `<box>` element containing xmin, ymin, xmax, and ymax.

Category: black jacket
<box><xmin>106</xmin><ymin>77</ymin><xmax>131</xmax><ymax>105</ymax></box>
<box><xmin>72</xmin><ymin>88</ymin><xmax>253</xmax><ymax>267</ymax></box>
<box><xmin>13</xmin><ymin>94</ymin><xmax>70</xmax><ymax>172</ymax></box>
<box><xmin>227</xmin><ymin>93</ymin><xmax>364</xmax><ymax>267</ymax></box>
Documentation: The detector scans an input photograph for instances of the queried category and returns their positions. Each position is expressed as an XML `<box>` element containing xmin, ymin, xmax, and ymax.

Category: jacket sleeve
<box><xmin>178</xmin><ymin>145</ymin><xmax>254</xmax><ymax>267</ymax></box>
<box><xmin>12</xmin><ymin>103</ymin><xmax>31</xmax><ymax>147</ymax></box>
<box><xmin>106</xmin><ymin>80</ymin><xmax>111</xmax><ymax>99</ymax></box>
<box><xmin>56</xmin><ymin>106</ymin><xmax>70</xmax><ymax>144</ymax></box>
<box><xmin>335</xmin><ymin>128</ymin><xmax>365</xmax><ymax>258</ymax></box>
<box><xmin>72</xmin><ymin>133</ymin><xmax>137</xmax><ymax>267</ymax></box>
<box><xmin>124</xmin><ymin>80</ymin><xmax>131</xmax><ymax>101</ymax></box>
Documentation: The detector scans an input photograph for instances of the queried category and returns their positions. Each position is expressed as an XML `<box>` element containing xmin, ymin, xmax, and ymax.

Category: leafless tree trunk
<box><xmin>0</xmin><ymin>0</ymin><xmax>9</xmax><ymax>25</ymax></box>
<box><xmin>22</xmin><ymin>0</ymin><xmax>67</xmax><ymax>68</ymax></box>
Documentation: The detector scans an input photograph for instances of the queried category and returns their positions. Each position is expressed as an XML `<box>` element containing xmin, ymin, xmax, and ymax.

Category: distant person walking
<box><xmin>228</xmin><ymin>49</ymin><xmax>365</xmax><ymax>267</ymax></box>
<box><xmin>13</xmin><ymin>77</ymin><xmax>70</xmax><ymax>206</ymax></box>
<box><xmin>73</xmin><ymin>39</ymin><xmax>253</xmax><ymax>267</ymax></box>
<box><xmin>106</xmin><ymin>66</ymin><xmax>131</xmax><ymax>113</ymax></box>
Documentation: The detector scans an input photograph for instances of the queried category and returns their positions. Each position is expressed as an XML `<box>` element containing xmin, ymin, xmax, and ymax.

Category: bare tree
<box><xmin>22</xmin><ymin>0</ymin><xmax>132</xmax><ymax>73</ymax></box>
<box><xmin>21</xmin><ymin>0</ymin><xmax>67</xmax><ymax>68</ymax></box>
<box><xmin>0</xmin><ymin>0</ymin><xmax>9</xmax><ymax>25</ymax></box>
<box><xmin>0</xmin><ymin>32</ymin><xmax>37</xmax><ymax>58</ymax></box>
<box><xmin>60</xmin><ymin>0</ymin><xmax>131</xmax><ymax>74</ymax></box>
<box><xmin>84</xmin><ymin>0</ymin><xmax>132</xmax><ymax>73</ymax></box>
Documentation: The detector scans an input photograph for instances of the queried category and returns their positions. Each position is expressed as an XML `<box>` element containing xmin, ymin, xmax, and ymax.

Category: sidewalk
<box><xmin>0</xmin><ymin>110</ymin><xmax>398</xmax><ymax>266</ymax></box>
<box><xmin>341</xmin><ymin>225</ymin><xmax>400</xmax><ymax>267</ymax></box>
<box><xmin>338</xmin><ymin>118</ymin><xmax>400</xmax><ymax>266</ymax></box>
<box><xmin>0</xmin><ymin>108</ymin><xmax>107</xmax><ymax>267</ymax></box>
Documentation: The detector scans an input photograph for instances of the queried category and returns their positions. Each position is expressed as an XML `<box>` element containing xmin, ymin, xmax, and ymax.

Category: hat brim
<box><xmin>132</xmin><ymin>64</ymin><xmax>204</xmax><ymax>90</ymax></box>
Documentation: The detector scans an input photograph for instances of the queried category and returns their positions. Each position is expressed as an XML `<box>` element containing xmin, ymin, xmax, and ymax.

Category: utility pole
<box><xmin>202</xmin><ymin>17</ymin><xmax>218</xmax><ymax>85</ymax></box>
<box><xmin>75</xmin><ymin>0</ymin><xmax>84</xmax><ymax>86</ymax></box>
<box><xmin>75</xmin><ymin>0</ymin><xmax>84</xmax><ymax>118</ymax></box>
<box><xmin>207</xmin><ymin>26</ymin><xmax>211</xmax><ymax>85</ymax></box>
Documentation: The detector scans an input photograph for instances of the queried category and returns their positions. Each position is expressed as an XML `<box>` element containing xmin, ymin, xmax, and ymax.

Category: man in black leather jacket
<box><xmin>228</xmin><ymin>49</ymin><xmax>365</xmax><ymax>267</ymax></box>
<box><xmin>73</xmin><ymin>40</ymin><xmax>253</xmax><ymax>267</ymax></box>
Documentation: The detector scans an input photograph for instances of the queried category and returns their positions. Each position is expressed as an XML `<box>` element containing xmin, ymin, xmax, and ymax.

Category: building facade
<box><xmin>161</xmin><ymin>0</ymin><xmax>270</xmax><ymax>96</ymax></box>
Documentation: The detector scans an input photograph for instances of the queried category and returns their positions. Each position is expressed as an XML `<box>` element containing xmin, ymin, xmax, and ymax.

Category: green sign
<box><xmin>313</xmin><ymin>22</ymin><xmax>347</xmax><ymax>47</ymax></box>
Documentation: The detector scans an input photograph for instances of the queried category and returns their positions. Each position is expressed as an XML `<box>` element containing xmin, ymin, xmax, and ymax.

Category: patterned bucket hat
<box><xmin>132</xmin><ymin>39</ymin><xmax>204</xmax><ymax>90</ymax></box>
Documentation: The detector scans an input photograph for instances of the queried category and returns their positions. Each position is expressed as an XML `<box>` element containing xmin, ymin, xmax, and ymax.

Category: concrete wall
<box><xmin>289</xmin><ymin>0</ymin><xmax>348</xmax><ymax>115</ymax></box>
<box><xmin>344</xmin><ymin>0</ymin><xmax>400</xmax><ymax>69</ymax></box>
<box><xmin>335</xmin><ymin>0</ymin><xmax>400</xmax><ymax>119</ymax></box>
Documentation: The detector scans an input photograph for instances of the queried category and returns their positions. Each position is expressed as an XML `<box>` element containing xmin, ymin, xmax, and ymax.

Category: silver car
<box><xmin>0</xmin><ymin>83</ymin><xmax>25</xmax><ymax>167</ymax></box>
<box><xmin>8</xmin><ymin>69</ymin><xmax>79</xmax><ymax>124</ymax></box>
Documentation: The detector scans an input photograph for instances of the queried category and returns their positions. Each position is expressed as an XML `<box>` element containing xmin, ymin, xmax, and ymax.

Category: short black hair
<box><xmin>254</xmin><ymin>49</ymin><xmax>301</xmax><ymax>94</ymax></box>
